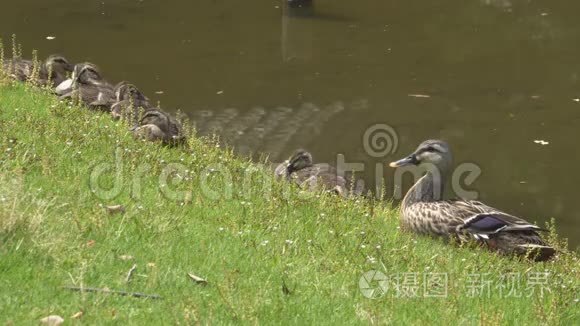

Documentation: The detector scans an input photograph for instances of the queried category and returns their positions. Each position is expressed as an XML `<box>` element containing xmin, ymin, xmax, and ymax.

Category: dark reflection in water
<box><xmin>1</xmin><ymin>0</ymin><xmax>579</xmax><ymax>248</ymax></box>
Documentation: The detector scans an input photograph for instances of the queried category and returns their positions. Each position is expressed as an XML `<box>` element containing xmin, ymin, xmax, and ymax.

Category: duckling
<box><xmin>54</xmin><ymin>62</ymin><xmax>94</xmax><ymax>95</ymax></box>
<box><xmin>57</xmin><ymin>63</ymin><xmax>115</xmax><ymax>111</ymax></box>
<box><xmin>389</xmin><ymin>139</ymin><xmax>555</xmax><ymax>261</ymax></box>
<box><xmin>131</xmin><ymin>124</ymin><xmax>166</xmax><ymax>142</ymax></box>
<box><xmin>110</xmin><ymin>82</ymin><xmax>153</xmax><ymax>121</ymax></box>
<box><xmin>2</xmin><ymin>57</ymin><xmax>34</xmax><ymax>82</ymax></box>
<box><xmin>2</xmin><ymin>55</ymin><xmax>73</xmax><ymax>87</ymax></box>
<box><xmin>132</xmin><ymin>109</ymin><xmax>185</xmax><ymax>146</ymax></box>
<box><xmin>39</xmin><ymin>55</ymin><xmax>74</xmax><ymax>87</ymax></box>
<box><xmin>275</xmin><ymin>149</ymin><xmax>364</xmax><ymax>197</ymax></box>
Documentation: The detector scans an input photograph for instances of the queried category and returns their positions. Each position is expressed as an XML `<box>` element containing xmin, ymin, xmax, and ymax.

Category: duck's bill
<box><xmin>388</xmin><ymin>155</ymin><xmax>418</xmax><ymax>167</ymax></box>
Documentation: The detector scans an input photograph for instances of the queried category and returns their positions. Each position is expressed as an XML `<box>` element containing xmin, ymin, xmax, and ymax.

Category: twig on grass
<box><xmin>63</xmin><ymin>286</ymin><xmax>162</xmax><ymax>300</ymax></box>
<box><xmin>126</xmin><ymin>264</ymin><xmax>137</xmax><ymax>283</ymax></box>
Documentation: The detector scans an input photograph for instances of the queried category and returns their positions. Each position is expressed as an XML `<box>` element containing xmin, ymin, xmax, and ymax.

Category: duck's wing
<box><xmin>292</xmin><ymin>164</ymin><xmax>347</xmax><ymax>194</ymax></box>
<box><xmin>274</xmin><ymin>160</ymin><xmax>290</xmax><ymax>179</ymax></box>
<box><xmin>167</xmin><ymin>115</ymin><xmax>183</xmax><ymax>137</ymax></box>
<box><xmin>88</xmin><ymin>86</ymin><xmax>116</xmax><ymax>111</ymax></box>
<box><xmin>448</xmin><ymin>200</ymin><xmax>544</xmax><ymax>238</ymax></box>
<box><xmin>139</xmin><ymin>110</ymin><xmax>166</xmax><ymax>127</ymax></box>
<box><xmin>5</xmin><ymin>59</ymin><xmax>33</xmax><ymax>81</ymax></box>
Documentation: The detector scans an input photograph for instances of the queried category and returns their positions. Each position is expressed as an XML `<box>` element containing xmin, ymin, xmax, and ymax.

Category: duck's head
<box><xmin>114</xmin><ymin>81</ymin><xmax>130</xmax><ymax>101</ymax></box>
<box><xmin>45</xmin><ymin>55</ymin><xmax>73</xmax><ymax>74</ymax></box>
<box><xmin>287</xmin><ymin>149</ymin><xmax>313</xmax><ymax>173</ymax></box>
<box><xmin>389</xmin><ymin>139</ymin><xmax>453</xmax><ymax>171</ymax></box>
<box><xmin>114</xmin><ymin>81</ymin><xmax>148</xmax><ymax>102</ymax></box>
<box><xmin>139</xmin><ymin>110</ymin><xmax>168</xmax><ymax>129</ymax></box>
<box><xmin>131</xmin><ymin>124</ymin><xmax>165</xmax><ymax>142</ymax></box>
<box><xmin>71</xmin><ymin>62</ymin><xmax>102</xmax><ymax>86</ymax></box>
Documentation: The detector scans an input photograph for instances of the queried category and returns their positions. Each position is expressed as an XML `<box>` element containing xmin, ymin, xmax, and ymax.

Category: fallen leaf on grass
<box><xmin>70</xmin><ymin>311</ymin><xmax>83</xmax><ymax>319</ymax></box>
<box><xmin>40</xmin><ymin>315</ymin><xmax>64</xmax><ymax>326</ymax></box>
<box><xmin>119</xmin><ymin>255</ymin><xmax>134</xmax><ymax>261</ymax></box>
<box><xmin>126</xmin><ymin>264</ymin><xmax>137</xmax><ymax>283</ymax></box>
<box><xmin>105</xmin><ymin>205</ymin><xmax>125</xmax><ymax>214</ymax></box>
<box><xmin>187</xmin><ymin>272</ymin><xmax>208</xmax><ymax>285</ymax></box>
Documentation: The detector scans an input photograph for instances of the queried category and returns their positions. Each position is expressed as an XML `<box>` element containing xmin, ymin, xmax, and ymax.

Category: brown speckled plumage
<box><xmin>391</xmin><ymin>139</ymin><xmax>555</xmax><ymax>261</ymax></box>
<box><xmin>110</xmin><ymin>82</ymin><xmax>153</xmax><ymax>122</ymax></box>
<box><xmin>275</xmin><ymin>149</ymin><xmax>365</xmax><ymax>197</ymax></box>
<box><xmin>133</xmin><ymin>109</ymin><xmax>185</xmax><ymax>146</ymax></box>
<box><xmin>58</xmin><ymin>63</ymin><xmax>115</xmax><ymax>111</ymax></box>
<box><xmin>3</xmin><ymin>55</ymin><xmax>73</xmax><ymax>87</ymax></box>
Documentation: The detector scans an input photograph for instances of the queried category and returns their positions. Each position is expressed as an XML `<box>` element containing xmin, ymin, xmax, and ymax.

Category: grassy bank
<box><xmin>0</xmin><ymin>80</ymin><xmax>578</xmax><ymax>325</ymax></box>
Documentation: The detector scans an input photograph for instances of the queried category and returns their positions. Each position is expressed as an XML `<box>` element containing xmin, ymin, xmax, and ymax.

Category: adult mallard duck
<box><xmin>57</xmin><ymin>63</ymin><xmax>115</xmax><ymax>111</ymax></box>
<box><xmin>275</xmin><ymin>149</ymin><xmax>365</xmax><ymax>197</ymax></box>
<box><xmin>389</xmin><ymin>139</ymin><xmax>555</xmax><ymax>261</ymax></box>
<box><xmin>110</xmin><ymin>82</ymin><xmax>153</xmax><ymax>121</ymax></box>
<box><xmin>132</xmin><ymin>109</ymin><xmax>185</xmax><ymax>146</ymax></box>
<box><xmin>2</xmin><ymin>55</ymin><xmax>73</xmax><ymax>87</ymax></box>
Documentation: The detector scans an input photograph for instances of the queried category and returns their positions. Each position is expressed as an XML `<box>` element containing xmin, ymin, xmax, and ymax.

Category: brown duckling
<box><xmin>57</xmin><ymin>63</ymin><xmax>115</xmax><ymax>111</ymax></box>
<box><xmin>1</xmin><ymin>57</ymin><xmax>33</xmax><ymax>82</ymax></box>
<box><xmin>110</xmin><ymin>82</ymin><xmax>153</xmax><ymax>121</ymax></box>
<box><xmin>132</xmin><ymin>109</ymin><xmax>185</xmax><ymax>146</ymax></box>
<box><xmin>275</xmin><ymin>149</ymin><xmax>365</xmax><ymax>197</ymax></box>
<box><xmin>54</xmin><ymin>62</ymin><xmax>95</xmax><ymax>95</ymax></box>
<box><xmin>2</xmin><ymin>55</ymin><xmax>73</xmax><ymax>87</ymax></box>
<box><xmin>40</xmin><ymin>55</ymin><xmax>74</xmax><ymax>87</ymax></box>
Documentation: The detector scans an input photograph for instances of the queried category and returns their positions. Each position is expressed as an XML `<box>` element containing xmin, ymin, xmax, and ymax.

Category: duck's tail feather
<box><xmin>485</xmin><ymin>231</ymin><xmax>556</xmax><ymax>262</ymax></box>
<box><xmin>517</xmin><ymin>244</ymin><xmax>556</xmax><ymax>262</ymax></box>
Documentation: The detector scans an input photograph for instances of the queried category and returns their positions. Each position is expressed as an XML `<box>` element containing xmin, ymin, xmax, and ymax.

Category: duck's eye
<box><xmin>424</xmin><ymin>146</ymin><xmax>438</xmax><ymax>153</ymax></box>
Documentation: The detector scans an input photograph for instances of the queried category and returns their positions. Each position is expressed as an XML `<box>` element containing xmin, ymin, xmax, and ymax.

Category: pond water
<box><xmin>1</xmin><ymin>0</ymin><xmax>579</xmax><ymax>248</ymax></box>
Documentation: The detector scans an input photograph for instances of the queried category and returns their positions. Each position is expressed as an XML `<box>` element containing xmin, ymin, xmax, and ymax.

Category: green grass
<box><xmin>0</xmin><ymin>79</ymin><xmax>578</xmax><ymax>325</ymax></box>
